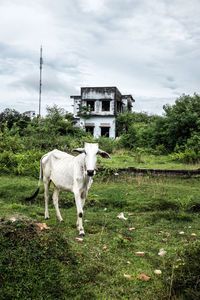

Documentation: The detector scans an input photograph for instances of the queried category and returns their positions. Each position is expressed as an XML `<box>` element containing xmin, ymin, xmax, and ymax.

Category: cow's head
<box><xmin>72</xmin><ymin>142</ymin><xmax>111</xmax><ymax>177</ymax></box>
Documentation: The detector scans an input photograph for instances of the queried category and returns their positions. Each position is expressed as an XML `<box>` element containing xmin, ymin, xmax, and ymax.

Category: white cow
<box><xmin>27</xmin><ymin>142</ymin><xmax>111</xmax><ymax>236</ymax></box>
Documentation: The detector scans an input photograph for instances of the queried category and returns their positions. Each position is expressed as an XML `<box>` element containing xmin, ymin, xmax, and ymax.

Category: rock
<box><xmin>124</xmin><ymin>274</ymin><xmax>132</xmax><ymax>280</ymax></box>
<box><xmin>9</xmin><ymin>216</ymin><xmax>17</xmax><ymax>222</ymax></box>
<box><xmin>191</xmin><ymin>233</ymin><xmax>197</xmax><ymax>236</ymax></box>
<box><xmin>128</xmin><ymin>227</ymin><xmax>136</xmax><ymax>231</ymax></box>
<box><xmin>75</xmin><ymin>237</ymin><xmax>83</xmax><ymax>242</ymax></box>
<box><xmin>117</xmin><ymin>212</ymin><xmax>128</xmax><ymax>220</ymax></box>
<box><xmin>154</xmin><ymin>269</ymin><xmax>162</xmax><ymax>275</ymax></box>
<box><xmin>158</xmin><ymin>248</ymin><xmax>166</xmax><ymax>256</ymax></box>
<box><xmin>135</xmin><ymin>251</ymin><xmax>145</xmax><ymax>256</ymax></box>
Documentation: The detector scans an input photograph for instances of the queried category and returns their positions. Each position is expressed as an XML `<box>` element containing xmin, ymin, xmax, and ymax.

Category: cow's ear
<box><xmin>98</xmin><ymin>149</ymin><xmax>111</xmax><ymax>159</ymax></box>
<box><xmin>72</xmin><ymin>148</ymin><xmax>85</xmax><ymax>154</ymax></box>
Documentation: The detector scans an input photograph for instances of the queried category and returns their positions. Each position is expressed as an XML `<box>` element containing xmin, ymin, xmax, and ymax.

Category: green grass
<box><xmin>0</xmin><ymin>174</ymin><xmax>200</xmax><ymax>299</ymax></box>
<box><xmin>98</xmin><ymin>151</ymin><xmax>200</xmax><ymax>170</ymax></box>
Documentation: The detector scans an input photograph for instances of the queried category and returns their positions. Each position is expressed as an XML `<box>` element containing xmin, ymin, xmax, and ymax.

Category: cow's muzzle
<box><xmin>87</xmin><ymin>170</ymin><xmax>94</xmax><ymax>177</ymax></box>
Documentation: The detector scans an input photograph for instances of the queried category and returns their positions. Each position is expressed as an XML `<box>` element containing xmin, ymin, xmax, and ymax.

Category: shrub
<box><xmin>170</xmin><ymin>240</ymin><xmax>200</xmax><ymax>299</ymax></box>
<box><xmin>0</xmin><ymin>150</ymin><xmax>44</xmax><ymax>177</ymax></box>
<box><xmin>97</xmin><ymin>136</ymin><xmax>116</xmax><ymax>153</ymax></box>
<box><xmin>169</xmin><ymin>148</ymin><xmax>200</xmax><ymax>163</ymax></box>
<box><xmin>0</xmin><ymin>124</ymin><xmax>23</xmax><ymax>153</ymax></box>
<box><xmin>0</xmin><ymin>220</ymin><xmax>82</xmax><ymax>299</ymax></box>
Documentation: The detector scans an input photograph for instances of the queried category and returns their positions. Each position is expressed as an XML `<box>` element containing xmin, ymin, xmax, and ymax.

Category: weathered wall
<box><xmin>81</xmin><ymin>87</ymin><xmax>116</xmax><ymax>100</ymax></box>
<box><xmin>72</xmin><ymin>87</ymin><xmax>131</xmax><ymax>138</ymax></box>
<box><xmin>83</xmin><ymin>116</ymin><xmax>116</xmax><ymax>138</ymax></box>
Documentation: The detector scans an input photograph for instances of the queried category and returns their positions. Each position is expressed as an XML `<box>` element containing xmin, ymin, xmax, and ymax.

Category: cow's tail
<box><xmin>25</xmin><ymin>158</ymin><xmax>43</xmax><ymax>201</ymax></box>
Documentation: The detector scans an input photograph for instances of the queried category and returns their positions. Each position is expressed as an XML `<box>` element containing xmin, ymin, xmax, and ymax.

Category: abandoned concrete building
<box><xmin>70</xmin><ymin>87</ymin><xmax>135</xmax><ymax>138</ymax></box>
<box><xmin>23</xmin><ymin>110</ymin><xmax>36</xmax><ymax>120</ymax></box>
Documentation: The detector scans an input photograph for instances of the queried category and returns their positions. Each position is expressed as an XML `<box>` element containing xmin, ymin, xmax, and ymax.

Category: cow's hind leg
<box><xmin>44</xmin><ymin>179</ymin><xmax>50</xmax><ymax>219</ymax></box>
<box><xmin>53</xmin><ymin>187</ymin><xmax>63</xmax><ymax>222</ymax></box>
<box><xmin>75</xmin><ymin>192</ymin><xmax>85</xmax><ymax>236</ymax></box>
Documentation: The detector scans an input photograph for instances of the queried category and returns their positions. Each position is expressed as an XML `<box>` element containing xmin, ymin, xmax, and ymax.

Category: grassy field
<box><xmin>98</xmin><ymin>151</ymin><xmax>200</xmax><ymax>170</ymax></box>
<box><xmin>0</xmin><ymin>174</ymin><xmax>200</xmax><ymax>299</ymax></box>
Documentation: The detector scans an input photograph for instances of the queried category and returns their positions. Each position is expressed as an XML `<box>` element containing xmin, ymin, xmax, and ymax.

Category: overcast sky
<box><xmin>0</xmin><ymin>0</ymin><xmax>200</xmax><ymax>116</ymax></box>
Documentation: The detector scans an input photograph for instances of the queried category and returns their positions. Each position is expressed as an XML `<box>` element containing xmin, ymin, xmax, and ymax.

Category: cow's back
<box><xmin>42</xmin><ymin>149</ymin><xmax>75</xmax><ymax>191</ymax></box>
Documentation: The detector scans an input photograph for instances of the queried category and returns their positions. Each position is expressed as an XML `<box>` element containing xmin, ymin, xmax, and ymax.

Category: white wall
<box><xmin>81</xmin><ymin>116</ymin><xmax>116</xmax><ymax>138</ymax></box>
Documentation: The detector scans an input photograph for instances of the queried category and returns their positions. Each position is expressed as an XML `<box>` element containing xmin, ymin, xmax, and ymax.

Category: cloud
<box><xmin>0</xmin><ymin>0</ymin><xmax>200</xmax><ymax>116</ymax></box>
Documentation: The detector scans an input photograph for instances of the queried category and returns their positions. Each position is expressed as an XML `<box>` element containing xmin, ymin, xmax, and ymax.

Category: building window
<box><xmin>101</xmin><ymin>127</ymin><xmax>110</xmax><ymax>137</ymax></box>
<box><xmin>102</xmin><ymin>100</ymin><xmax>110</xmax><ymax>111</ymax></box>
<box><xmin>85</xmin><ymin>126</ymin><xmax>94</xmax><ymax>135</ymax></box>
<box><xmin>117</xmin><ymin>102</ymin><xmax>122</xmax><ymax>113</ymax></box>
<box><xmin>86</xmin><ymin>100</ymin><xmax>95</xmax><ymax>111</ymax></box>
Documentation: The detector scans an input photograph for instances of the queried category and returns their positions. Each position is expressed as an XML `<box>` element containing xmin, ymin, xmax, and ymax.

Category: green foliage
<box><xmin>46</xmin><ymin>104</ymin><xmax>65</xmax><ymax>122</ymax></box>
<box><xmin>163</xmin><ymin>93</ymin><xmax>200</xmax><ymax>151</ymax></box>
<box><xmin>113</xmin><ymin>234</ymin><xmax>130</xmax><ymax>248</ymax></box>
<box><xmin>169</xmin><ymin>133</ymin><xmax>200</xmax><ymax>163</ymax></box>
<box><xmin>0</xmin><ymin>108</ymin><xmax>30</xmax><ymax>129</ymax></box>
<box><xmin>77</xmin><ymin>104</ymin><xmax>92</xmax><ymax>119</ymax></box>
<box><xmin>0</xmin><ymin>124</ymin><xmax>23</xmax><ymax>153</ymax></box>
<box><xmin>96</xmin><ymin>165</ymin><xmax>118</xmax><ymax>179</ymax></box>
<box><xmin>116</xmin><ymin>124</ymin><xmax>137</xmax><ymax>149</ymax></box>
<box><xmin>134</xmin><ymin>147</ymin><xmax>144</xmax><ymax>163</ymax></box>
<box><xmin>0</xmin><ymin>220</ymin><xmax>82</xmax><ymax>299</ymax></box>
<box><xmin>169</xmin><ymin>148</ymin><xmax>200</xmax><ymax>164</ymax></box>
<box><xmin>115</xmin><ymin>94</ymin><xmax>200</xmax><ymax>160</ymax></box>
<box><xmin>170</xmin><ymin>240</ymin><xmax>200</xmax><ymax>298</ymax></box>
<box><xmin>0</xmin><ymin>104</ymin><xmax>96</xmax><ymax>177</ymax></box>
<box><xmin>116</xmin><ymin>111</ymin><xmax>158</xmax><ymax>136</ymax></box>
<box><xmin>0</xmin><ymin>150</ymin><xmax>44</xmax><ymax>177</ymax></box>
<box><xmin>97</xmin><ymin>136</ymin><xmax>116</xmax><ymax>153</ymax></box>
<box><xmin>1</xmin><ymin>175</ymin><xmax>200</xmax><ymax>299</ymax></box>
<box><xmin>2</xmin><ymin>94</ymin><xmax>200</xmax><ymax>176</ymax></box>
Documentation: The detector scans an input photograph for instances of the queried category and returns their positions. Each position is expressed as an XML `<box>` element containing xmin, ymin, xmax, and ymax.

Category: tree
<box><xmin>46</xmin><ymin>104</ymin><xmax>65</xmax><ymax>123</ymax></box>
<box><xmin>65</xmin><ymin>112</ymin><xmax>76</xmax><ymax>123</ymax></box>
<box><xmin>0</xmin><ymin>108</ymin><xmax>29</xmax><ymax>129</ymax></box>
<box><xmin>163</xmin><ymin>93</ymin><xmax>200</xmax><ymax>150</ymax></box>
<box><xmin>116</xmin><ymin>111</ymin><xmax>159</xmax><ymax>136</ymax></box>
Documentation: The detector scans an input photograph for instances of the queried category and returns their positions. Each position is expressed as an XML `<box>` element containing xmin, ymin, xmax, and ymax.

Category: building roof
<box><xmin>71</xmin><ymin>86</ymin><xmax>134</xmax><ymax>102</ymax></box>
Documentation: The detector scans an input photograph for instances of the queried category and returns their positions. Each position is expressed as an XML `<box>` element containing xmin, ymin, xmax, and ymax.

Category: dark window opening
<box><xmin>86</xmin><ymin>100</ymin><xmax>94</xmax><ymax>111</ymax></box>
<box><xmin>85</xmin><ymin>126</ymin><xmax>94</xmax><ymax>135</ymax></box>
<box><xmin>102</xmin><ymin>100</ymin><xmax>110</xmax><ymax>111</ymax></box>
<box><xmin>117</xmin><ymin>102</ymin><xmax>122</xmax><ymax>113</ymax></box>
<box><xmin>101</xmin><ymin>127</ymin><xmax>110</xmax><ymax>137</ymax></box>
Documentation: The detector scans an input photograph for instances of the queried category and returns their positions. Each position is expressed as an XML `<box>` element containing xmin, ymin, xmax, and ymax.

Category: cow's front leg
<box><xmin>53</xmin><ymin>187</ymin><xmax>63</xmax><ymax>222</ymax></box>
<box><xmin>75</xmin><ymin>193</ymin><xmax>85</xmax><ymax>236</ymax></box>
<box><xmin>81</xmin><ymin>191</ymin><xmax>87</xmax><ymax>209</ymax></box>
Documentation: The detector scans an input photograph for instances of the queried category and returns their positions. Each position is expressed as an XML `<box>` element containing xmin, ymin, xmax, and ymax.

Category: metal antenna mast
<box><xmin>38</xmin><ymin>46</ymin><xmax>43</xmax><ymax>117</ymax></box>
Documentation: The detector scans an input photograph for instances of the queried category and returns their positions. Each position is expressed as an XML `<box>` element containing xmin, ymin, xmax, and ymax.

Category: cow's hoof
<box><xmin>45</xmin><ymin>217</ymin><xmax>49</xmax><ymax>220</ymax></box>
<box><xmin>79</xmin><ymin>233</ymin><xmax>85</xmax><ymax>237</ymax></box>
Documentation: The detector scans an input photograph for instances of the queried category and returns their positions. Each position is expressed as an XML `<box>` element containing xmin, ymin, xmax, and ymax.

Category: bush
<box><xmin>0</xmin><ymin>220</ymin><xmax>82</xmax><ymax>299</ymax></box>
<box><xmin>0</xmin><ymin>124</ymin><xmax>23</xmax><ymax>153</ymax></box>
<box><xmin>0</xmin><ymin>150</ymin><xmax>44</xmax><ymax>177</ymax></box>
<box><xmin>170</xmin><ymin>240</ymin><xmax>200</xmax><ymax>299</ymax></box>
<box><xmin>97</xmin><ymin>136</ymin><xmax>116</xmax><ymax>153</ymax></box>
<box><xmin>169</xmin><ymin>148</ymin><xmax>200</xmax><ymax>163</ymax></box>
